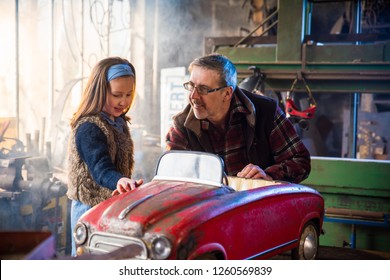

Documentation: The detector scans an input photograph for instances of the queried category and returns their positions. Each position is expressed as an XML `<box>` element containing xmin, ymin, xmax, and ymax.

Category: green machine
<box><xmin>207</xmin><ymin>0</ymin><xmax>390</xmax><ymax>252</ymax></box>
<box><xmin>304</xmin><ymin>157</ymin><xmax>390</xmax><ymax>251</ymax></box>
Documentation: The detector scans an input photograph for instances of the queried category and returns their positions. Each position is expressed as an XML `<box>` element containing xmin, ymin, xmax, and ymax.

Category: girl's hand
<box><xmin>112</xmin><ymin>178</ymin><xmax>144</xmax><ymax>196</ymax></box>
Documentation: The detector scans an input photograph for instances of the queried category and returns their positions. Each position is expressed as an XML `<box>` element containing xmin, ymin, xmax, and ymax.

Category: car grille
<box><xmin>87</xmin><ymin>232</ymin><xmax>148</xmax><ymax>259</ymax></box>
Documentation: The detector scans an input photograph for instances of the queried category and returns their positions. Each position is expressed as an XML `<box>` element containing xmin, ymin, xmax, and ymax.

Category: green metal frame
<box><xmin>209</xmin><ymin>0</ymin><xmax>390</xmax><ymax>93</ymax></box>
<box><xmin>303</xmin><ymin>157</ymin><xmax>390</xmax><ymax>195</ymax></box>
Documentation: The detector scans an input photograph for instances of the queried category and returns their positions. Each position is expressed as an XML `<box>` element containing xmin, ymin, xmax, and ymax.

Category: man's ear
<box><xmin>225</xmin><ymin>86</ymin><xmax>234</xmax><ymax>100</ymax></box>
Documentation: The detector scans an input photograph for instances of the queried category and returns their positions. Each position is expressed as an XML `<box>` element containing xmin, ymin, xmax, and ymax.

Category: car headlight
<box><xmin>74</xmin><ymin>223</ymin><xmax>88</xmax><ymax>245</ymax></box>
<box><xmin>150</xmin><ymin>236</ymin><xmax>171</xmax><ymax>260</ymax></box>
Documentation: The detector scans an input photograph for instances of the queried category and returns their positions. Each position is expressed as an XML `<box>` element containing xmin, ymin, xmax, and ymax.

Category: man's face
<box><xmin>188</xmin><ymin>66</ymin><xmax>231</xmax><ymax>125</ymax></box>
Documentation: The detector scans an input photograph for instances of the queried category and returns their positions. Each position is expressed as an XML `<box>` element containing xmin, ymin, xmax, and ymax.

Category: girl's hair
<box><xmin>70</xmin><ymin>57</ymin><xmax>136</xmax><ymax>128</ymax></box>
<box><xmin>188</xmin><ymin>53</ymin><xmax>237</xmax><ymax>90</ymax></box>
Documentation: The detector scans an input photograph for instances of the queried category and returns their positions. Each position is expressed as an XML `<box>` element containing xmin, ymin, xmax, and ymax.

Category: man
<box><xmin>165</xmin><ymin>54</ymin><xmax>310</xmax><ymax>183</ymax></box>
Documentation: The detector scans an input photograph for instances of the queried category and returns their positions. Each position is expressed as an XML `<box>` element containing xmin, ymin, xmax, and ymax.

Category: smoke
<box><xmin>0</xmin><ymin>0</ymin><xmax>253</xmax><ymax>257</ymax></box>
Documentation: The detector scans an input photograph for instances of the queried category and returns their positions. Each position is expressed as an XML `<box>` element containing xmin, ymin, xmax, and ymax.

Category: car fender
<box><xmin>187</xmin><ymin>242</ymin><xmax>227</xmax><ymax>260</ymax></box>
<box><xmin>298</xmin><ymin>211</ymin><xmax>323</xmax><ymax>236</ymax></box>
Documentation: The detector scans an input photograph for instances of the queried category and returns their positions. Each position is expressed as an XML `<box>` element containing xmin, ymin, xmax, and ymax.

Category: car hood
<box><xmin>79</xmin><ymin>179</ymin><xmax>232</xmax><ymax>236</ymax></box>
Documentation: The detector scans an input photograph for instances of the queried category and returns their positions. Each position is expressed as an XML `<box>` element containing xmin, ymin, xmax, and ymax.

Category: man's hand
<box><xmin>112</xmin><ymin>178</ymin><xmax>144</xmax><ymax>196</ymax></box>
<box><xmin>237</xmin><ymin>164</ymin><xmax>273</xmax><ymax>180</ymax></box>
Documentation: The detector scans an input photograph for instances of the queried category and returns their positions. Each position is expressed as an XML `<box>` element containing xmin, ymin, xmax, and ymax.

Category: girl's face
<box><xmin>103</xmin><ymin>76</ymin><xmax>135</xmax><ymax>120</ymax></box>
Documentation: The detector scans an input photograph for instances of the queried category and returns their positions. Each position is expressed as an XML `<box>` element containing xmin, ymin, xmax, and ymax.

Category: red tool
<box><xmin>286</xmin><ymin>77</ymin><xmax>317</xmax><ymax>119</ymax></box>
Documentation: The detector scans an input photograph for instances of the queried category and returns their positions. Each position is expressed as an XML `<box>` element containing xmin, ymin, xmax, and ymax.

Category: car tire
<box><xmin>194</xmin><ymin>252</ymin><xmax>220</xmax><ymax>260</ymax></box>
<box><xmin>291</xmin><ymin>221</ymin><xmax>319</xmax><ymax>260</ymax></box>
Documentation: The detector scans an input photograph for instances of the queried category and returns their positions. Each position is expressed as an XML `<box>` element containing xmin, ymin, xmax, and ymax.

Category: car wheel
<box><xmin>291</xmin><ymin>221</ymin><xmax>319</xmax><ymax>260</ymax></box>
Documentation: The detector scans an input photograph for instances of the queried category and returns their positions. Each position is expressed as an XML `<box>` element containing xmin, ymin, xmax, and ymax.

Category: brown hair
<box><xmin>70</xmin><ymin>57</ymin><xmax>136</xmax><ymax>128</ymax></box>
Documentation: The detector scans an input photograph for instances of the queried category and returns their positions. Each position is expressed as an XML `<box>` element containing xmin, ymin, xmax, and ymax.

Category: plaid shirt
<box><xmin>166</xmin><ymin>91</ymin><xmax>310</xmax><ymax>183</ymax></box>
<box><xmin>203</xmin><ymin>97</ymin><xmax>250</xmax><ymax>175</ymax></box>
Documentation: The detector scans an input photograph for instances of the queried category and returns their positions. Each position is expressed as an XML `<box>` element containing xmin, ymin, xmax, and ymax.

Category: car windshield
<box><xmin>154</xmin><ymin>151</ymin><xmax>225</xmax><ymax>187</ymax></box>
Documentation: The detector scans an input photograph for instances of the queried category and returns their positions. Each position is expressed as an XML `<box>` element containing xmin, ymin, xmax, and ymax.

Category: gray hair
<box><xmin>189</xmin><ymin>53</ymin><xmax>237</xmax><ymax>90</ymax></box>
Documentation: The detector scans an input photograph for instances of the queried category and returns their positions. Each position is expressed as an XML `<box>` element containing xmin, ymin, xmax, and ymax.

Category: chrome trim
<box><xmin>246</xmin><ymin>239</ymin><xmax>297</xmax><ymax>260</ymax></box>
<box><xmin>153</xmin><ymin>176</ymin><xmax>222</xmax><ymax>187</ymax></box>
<box><xmin>87</xmin><ymin>232</ymin><xmax>148</xmax><ymax>259</ymax></box>
<box><xmin>118</xmin><ymin>194</ymin><xmax>154</xmax><ymax>220</ymax></box>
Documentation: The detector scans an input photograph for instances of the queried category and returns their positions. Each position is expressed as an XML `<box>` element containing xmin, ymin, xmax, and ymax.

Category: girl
<box><xmin>67</xmin><ymin>57</ymin><xmax>143</xmax><ymax>256</ymax></box>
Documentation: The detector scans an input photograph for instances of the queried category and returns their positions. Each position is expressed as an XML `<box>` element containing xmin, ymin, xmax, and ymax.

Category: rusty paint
<box><xmin>77</xmin><ymin>178</ymin><xmax>323</xmax><ymax>259</ymax></box>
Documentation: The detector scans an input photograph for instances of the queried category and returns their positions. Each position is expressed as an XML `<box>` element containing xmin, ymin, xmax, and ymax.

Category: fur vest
<box><xmin>67</xmin><ymin>115</ymin><xmax>134</xmax><ymax>206</ymax></box>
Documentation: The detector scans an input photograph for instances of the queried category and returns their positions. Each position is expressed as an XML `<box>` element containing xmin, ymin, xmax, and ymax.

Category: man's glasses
<box><xmin>183</xmin><ymin>81</ymin><xmax>228</xmax><ymax>95</ymax></box>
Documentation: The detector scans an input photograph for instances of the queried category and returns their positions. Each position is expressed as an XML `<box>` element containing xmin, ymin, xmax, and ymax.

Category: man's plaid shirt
<box><xmin>165</xmin><ymin>92</ymin><xmax>310</xmax><ymax>183</ymax></box>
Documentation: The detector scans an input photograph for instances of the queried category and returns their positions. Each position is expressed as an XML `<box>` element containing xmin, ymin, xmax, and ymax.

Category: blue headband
<box><xmin>106</xmin><ymin>63</ymin><xmax>134</xmax><ymax>82</ymax></box>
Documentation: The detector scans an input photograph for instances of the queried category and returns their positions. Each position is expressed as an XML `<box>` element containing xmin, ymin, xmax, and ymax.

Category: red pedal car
<box><xmin>74</xmin><ymin>151</ymin><xmax>324</xmax><ymax>260</ymax></box>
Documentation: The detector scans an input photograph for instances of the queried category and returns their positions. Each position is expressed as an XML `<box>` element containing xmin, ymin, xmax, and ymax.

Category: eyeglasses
<box><xmin>183</xmin><ymin>81</ymin><xmax>228</xmax><ymax>95</ymax></box>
